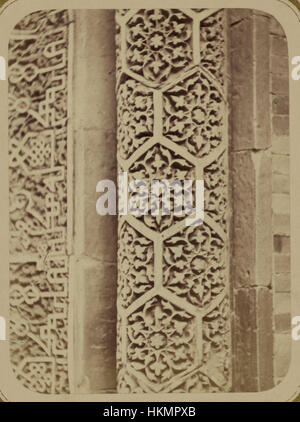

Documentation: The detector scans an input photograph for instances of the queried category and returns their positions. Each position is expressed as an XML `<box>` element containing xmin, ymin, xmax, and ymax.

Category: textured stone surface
<box><xmin>231</xmin><ymin>151</ymin><xmax>272</xmax><ymax>288</ymax></box>
<box><xmin>7</xmin><ymin>7</ymin><xmax>291</xmax><ymax>395</ymax></box>
<box><xmin>274</xmin><ymin>254</ymin><xmax>291</xmax><ymax>274</ymax></box>
<box><xmin>230</xmin><ymin>11</ymin><xmax>270</xmax><ymax>150</ymax></box>
<box><xmin>74</xmin><ymin>259</ymin><xmax>117</xmax><ymax>392</ymax></box>
<box><xmin>272</xmin><ymin>174</ymin><xmax>290</xmax><ymax>193</ymax></box>
<box><xmin>270</xmin><ymin>15</ymin><xmax>290</xmax><ymax>383</ymax></box>
<box><xmin>272</xmin><ymin>193</ymin><xmax>290</xmax><ymax>215</ymax></box>
<box><xmin>257</xmin><ymin>287</ymin><xmax>273</xmax><ymax>391</ymax></box>
<box><xmin>272</xmin><ymin>155</ymin><xmax>290</xmax><ymax>175</ymax></box>
<box><xmin>272</xmin><ymin>116</ymin><xmax>289</xmax><ymax>136</ymax></box>
<box><xmin>231</xmin><ymin>152</ymin><xmax>255</xmax><ymax>289</ymax></box>
<box><xmin>274</xmin><ymin>273</ymin><xmax>291</xmax><ymax>292</ymax></box>
<box><xmin>272</xmin><ymin>95</ymin><xmax>289</xmax><ymax>115</ymax></box>
<box><xmin>229</xmin><ymin>9</ymin><xmax>290</xmax><ymax>391</ymax></box>
<box><xmin>8</xmin><ymin>10</ymin><xmax>73</xmax><ymax>394</ymax></box>
<box><xmin>273</xmin><ymin>214</ymin><xmax>290</xmax><ymax>235</ymax></box>
<box><xmin>230</xmin><ymin>13</ymin><xmax>254</xmax><ymax>151</ymax></box>
<box><xmin>116</xmin><ymin>9</ymin><xmax>231</xmax><ymax>393</ymax></box>
<box><xmin>274</xmin><ymin>333</ymin><xmax>291</xmax><ymax>379</ymax></box>
<box><xmin>274</xmin><ymin>235</ymin><xmax>291</xmax><ymax>254</ymax></box>
<box><xmin>271</xmin><ymin>75</ymin><xmax>289</xmax><ymax>96</ymax></box>
<box><xmin>253</xmin><ymin>13</ymin><xmax>271</xmax><ymax>149</ymax></box>
<box><xmin>272</xmin><ymin>137</ymin><xmax>290</xmax><ymax>155</ymax></box>
<box><xmin>274</xmin><ymin>293</ymin><xmax>291</xmax><ymax>315</ymax></box>
<box><xmin>275</xmin><ymin>314</ymin><xmax>291</xmax><ymax>332</ymax></box>
<box><xmin>232</xmin><ymin>288</ymin><xmax>258</xmax><ymax>391</ymax></box>
<box><xmin>270</xmin><ymin>55</ymin><xmax>289</xmax><ymax>76</ymax></box>
<box><xmin>72</xmin><ymin>10</ymin><xmax>117</xmax><ymax>393</ymax></box>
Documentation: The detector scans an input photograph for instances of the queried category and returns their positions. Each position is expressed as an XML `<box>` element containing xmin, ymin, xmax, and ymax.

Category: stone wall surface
<box><xmin>229</xmin><ymin>9</ymin><xmax>290</xmax><ymax>391</ymax></box>
<box><xmin>7</xmin><ymin>8</ymin><xmax>291</xmax><ymax>395</ymax></box>
<box><xmin>269</xmin><ymin>16</ymin><xmax>291</xmax><ymax>385</ymax></box>
<box><xmin>229</xmin><ymin>9</ymin><xmax>273</xmax><ymax>392</ymax></box>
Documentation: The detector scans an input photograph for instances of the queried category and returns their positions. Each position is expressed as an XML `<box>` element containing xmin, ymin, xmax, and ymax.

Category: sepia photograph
<box><xmin>0</xmin><ymin>1</ymin><xmax>298</xmax><ymax>403</ymax></box>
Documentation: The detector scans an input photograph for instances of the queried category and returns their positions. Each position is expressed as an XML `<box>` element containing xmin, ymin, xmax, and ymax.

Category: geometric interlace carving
<box><xmin>116</xmin><ymin>9</ymin><xmax>231</xmax><ymax>393</ymax></box>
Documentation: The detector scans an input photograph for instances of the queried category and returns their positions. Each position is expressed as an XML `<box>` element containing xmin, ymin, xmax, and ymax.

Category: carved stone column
<box><xmin>115</xmin><ymin>9</ymin><xmax>231</xmax><ymax>393</ymax></box>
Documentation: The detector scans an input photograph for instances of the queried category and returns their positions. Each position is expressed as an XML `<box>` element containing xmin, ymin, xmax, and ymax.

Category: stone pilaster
<box><xmin>115</xmin><ymin>9</ymin><xmax>231</xmax><ymax>393</ymax></box>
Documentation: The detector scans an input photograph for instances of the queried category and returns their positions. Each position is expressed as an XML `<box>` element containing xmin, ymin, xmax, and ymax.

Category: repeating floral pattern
<box><xmin>8</xmin><ymin>10</ymin><xmax>71</xmax><ymax>393</ymax></box>
<box><xmin>116</xmin><ymin>8</ymin><xmax>230</xmax><ymax>393</ymax></box>
<box><xmin>163</xmin><ymin>70</ymin><xmax>224</xmax><ymax>157</ymax></box>
<box><xmin>204</xmin><ymin>152</ymin><xmax>228</xmax><ymax>232</ymax></box>
<box><xmin>128</xmin><ymin>144</ymin><xmax>195</xmax><ymax>232</ymax></box>
<box><xmin>200</xmin><ymin>11</ymin><xmax>225</xmax><ymax>84</ymax></box>
<box><xmin>117</xmin><ymin>78</ymin><xmax>154</xmax><ymax>159</ymax></box>
<box><xmin>127</xmin><ymin>297</ymin><xmax>195</xmax><ymax>384</ymax></box>
<box><xmin>163</xmin><ymin>224</ymin><xmax>226</xmax><ymax>308</ymax></box>
<box><xmin>126</xmin><ymin>9</ymin><xmax>193</xmax><ymax>84</ymax></box>
<box><xmin>118</xmin><ymin>223</ymin><xmax>154</xmax><ymax>307</ymax></box>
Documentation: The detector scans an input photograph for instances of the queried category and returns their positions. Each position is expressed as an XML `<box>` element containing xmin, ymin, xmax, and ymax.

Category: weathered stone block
<box><xmin>271</xmin><ymin>35</ymin><xmax>288</xmax><ymax>57</ymax></box>
<box><xmin>272</xmin><ymin>174</ymin><xmax>289</xmax><ymax>193</ymax></box>
<box><xmin>274</xmin><ymin>273</ymin><xmax>290</xmax><ymax>292</ymax></box>
<box><xmin>256</xmin><ymin>151</ymin><xmax>272</xmax><ymax>285</ymax></box>
<box><xmin>254</xmin><ymin>14</ymin><xmax>271</xmax><ymax>149</ymax></box>
<box><xmin>274</xmin><ymin>333</ymin><xmax>291</xmax><ymax>379</ymax></box>
<box><xmin>270</xmin><ymin>54</ymin><xmax>289</xmax><ymax>76</ymax></box>
<box><xmin>229</xmin><ymin>9</ymin><xmax>252</xmax><ymax>25</ymax></box>
<box><xmin>233</xmin><ymin>288</ymin><xmax>258</xmax><ymax>391</ymax></box>
<box><xmin>271</xmin><ymin>74</ymin><xmax>289</xmax><ymax>96</ymax></box>
<box><xmin>272</xmin><ymin>116</ymin><xmax>289</xmax><ymax>136</ymax></box>
<box><xmin>257</xmin><ymin>287</ymin><xmax>273</xmax><ymax>390</ymax></box>
<box><xmin>273</xmin><ymin>214</ymin><xmax>290</xmax><ymax>235</ymax></box>
<box><xmin>269</xmin><ymin>17</ymin><xmax>286</xmax><ymax>37</ymax></box>
<box><xmin>230</xmin><ymin>14</ymin><xmax>254</xmax><ymax>151</ymax></box>
<box><xmin>230</xmin><ymin>12</ymin><xmax>271</xmax><ymax>150</ymax></box>
<box><xmin>274</xmin><ymin>254</ymin><xmax>291</xmax><ymax>274</ymax></box>
<box><xmin>272</xmin><ymin>95</ymin><xmax>289</xmax><ymax>115</ymax></box>
<box><xmin>74</xmin><ymin>258</ymin><xmax>117</xmax><ymax>393</ymax></box>
<box><xmin>273</xmin><ymin>235</ymin><xmax>290</xmax><ymax>254</ymax></box>
<box><xmin>85</xmin><ymin>130</ymin><xmax>117</xmax><ymax>261</ymax></box>
<box><xmin>73</xmin><ymin>10</ymin><xmax>118</xmax><ymax>263</ymax></box>
<box><xmin>275</xmin><ymin>313</ymin><xmax>291</xmax><ymax>332</ymax></box>
<box><xmin>231</xmin><ymin>152</ymin><xmax>255</xmax><ymax>288</ymax></box>
<box><xmin>274</xmin><ymin>292</ymin><xmax>291</xmax><ymax>315</ymax></box>
<box><xmin>233</xmin><ymin>286</ymin><xmax>274</xmax><ymax>391</ymax></box>
<box><xmin>272</xmin><ymin>136</ymin><xmax>290</xmax><ymax>155</ymax></box>
<box><xmin>272</xmin><ymin>193</ymin><xmax>290</xmax><ymax>215</ymax></box>
<box><xmin>272</xmin><ymin>155</ymin><xmax>289</xmax><ymax>175</ymax></box>
<box><xmin>231</xmin><ymin>150</ymin><xmax>272</xmax><ymax>288</ymax></box>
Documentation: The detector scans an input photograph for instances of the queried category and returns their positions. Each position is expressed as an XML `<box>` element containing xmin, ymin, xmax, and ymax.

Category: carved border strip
<box><xmin>8</xmin><ymin>10</ymin><xmax>73</xmax><ymax>394</ymax></box>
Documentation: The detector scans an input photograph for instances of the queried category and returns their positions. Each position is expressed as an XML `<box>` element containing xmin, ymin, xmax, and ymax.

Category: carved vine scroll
<box><xmin>8</xmin><ymin>10</ymin><xmax>73</xmax><ymax>394</ymax></box>
<box><xmin>116</xmin><ymin>9</ymin><xmax>231</xmax><ymax>393</ymax></box>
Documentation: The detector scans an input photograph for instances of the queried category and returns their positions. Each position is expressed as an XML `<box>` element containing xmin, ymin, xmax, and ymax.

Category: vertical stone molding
<box><xmin>269</xmin><ymin>17</ymin><xmax>291</xmax><ymax>385</ymax></box>
<box><xmin>72</xmin><ymin>10</ymin><xmax>117</xmax><ymax>393</ymax></box>
<box><xmin>115</xmin><ymin>9</ymin><xmax>231</xmax><ymax>393</ymax></box>
<box><xmin>8</xmin><ymin>10</ymin><xmax>73</xmax><ymax>393</ymax></box>
<box><xmin>229</xmin><ymin>9</ymin><xmax>274</xmax><ymax>391</ymax></box>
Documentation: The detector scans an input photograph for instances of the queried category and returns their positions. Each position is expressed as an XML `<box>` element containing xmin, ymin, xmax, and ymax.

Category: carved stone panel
<box><xmin>115</xmin><ymin>9</ymin><xmax>231</xmax><ymax>393</ymax></box>
<box><xmin>8</xmin><ymin>10</ymin><xmax>72</xmax><ymax>394</ymax></box>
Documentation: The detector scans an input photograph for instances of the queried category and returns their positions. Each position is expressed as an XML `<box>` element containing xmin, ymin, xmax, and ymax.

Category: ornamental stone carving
<box><xmin>116</xmin><ymin>9</ymin><xmax>230</xmax><ymax>393</ymax></box>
